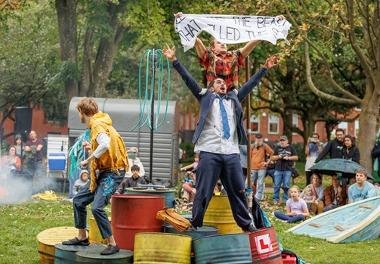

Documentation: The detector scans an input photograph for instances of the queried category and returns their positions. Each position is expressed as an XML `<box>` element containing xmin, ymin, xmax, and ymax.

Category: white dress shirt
<box><xmin>194</xmin><ymin>95</ymin><xmax>239</xmax><ymax>154</ymax></box>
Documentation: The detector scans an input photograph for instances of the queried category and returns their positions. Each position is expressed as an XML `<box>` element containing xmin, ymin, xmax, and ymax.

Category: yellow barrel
<box><xmin>134</xmin><ymin>232</ymin><xmax>192</xmax><ymax>264</ymax></box>
<box><xmin>36</xmin><ymin>226</ymin><xmax>77</xmax><ymax>264</ymax></box>
<box><xmin>88</xmin><ymin>217</ymin><xmax>110</xmax><ymax>244</ymax></box>
<box><xmin>204</xmin><ymin>195</ymin><xmax>242</xmax><ymax>234</ymax></box>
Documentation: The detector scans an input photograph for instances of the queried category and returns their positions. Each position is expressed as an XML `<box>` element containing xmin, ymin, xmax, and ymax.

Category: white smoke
<box><xmin>0</xmin><ymin>169</ymin><xmax>62</xmax><ymax>204</ymax></box>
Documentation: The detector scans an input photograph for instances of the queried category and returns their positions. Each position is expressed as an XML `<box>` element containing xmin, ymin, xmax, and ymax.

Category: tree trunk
<box><xmin>55</xmin><ymin>0</ymin><xmax>78</xmax><ymax>101</ymax></box>
<box><xmin>79</xmin><ymin>27</ymin><xmax>93</xmax><ymax>96</ymax></box>
<box><xmin>358</xmin><ymin>82</ymin><xmax>380</xmax><ymax>173</ymax></box>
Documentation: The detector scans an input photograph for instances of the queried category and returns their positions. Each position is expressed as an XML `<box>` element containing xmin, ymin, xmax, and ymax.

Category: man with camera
<box><xmin>305</xmin><ymin>133</ymin><xmax>322</xmax><ymax>185</ymax></box>
<box><xmin>271</xmin><ymin>135</ymin><xmax>298</xmax><ymax>205</ymax></box>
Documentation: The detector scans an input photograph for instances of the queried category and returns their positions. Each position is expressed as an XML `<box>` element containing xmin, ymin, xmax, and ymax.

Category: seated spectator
<box><xmin>73</xmin><ymin>169</ymin><xmax>89</xmax><ymax>196</ymax></box>
<box><xmin>115</xmin><ymin>165</ymin><xmax>147</xmax><ymax>194</ymax></box>
<box><xmin>300</xmin><ymin>173</ymin><xmax>324</xmax><ymax>214</ymax></box>
<box><xmin>182</xmin><ymin>171</ymin><xmax>196</xmax><ymax>202</ymax></box>
<box><xmin>323</xmin><ymin>175</ymin><xmax>347</xmax><ymax>212</ymax></box>
<box><xmin>348</xmin><ymin>169</ymin><xmax>377</xmax><ymax>203</ymax></box>
<box><xmin>126</xmin><ymin>147</ymin><xmax>145</xmax><ymax>177</ymax></box>
<box><xmin>274</xmin><ymin>185</ymin><xmax>310</xmax><ymax>223</ymax></box>
<box><xmin>1</xmin><ymin>146</ymin><xmax>22</xmax><ymax>177</ymax></box>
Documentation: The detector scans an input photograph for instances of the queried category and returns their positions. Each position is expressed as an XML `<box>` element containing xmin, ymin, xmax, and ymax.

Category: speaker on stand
<box><xmin>14</xmin><ymin>106</ymin><xmax>32</xmax><ymax>142</ymax></box>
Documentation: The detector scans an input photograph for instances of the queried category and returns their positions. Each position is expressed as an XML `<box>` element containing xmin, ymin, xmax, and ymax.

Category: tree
<box><xmin>276</xmin><ymin>0</ymin><xmax>379</xmax><ymax>171</ymax></box>
<box><xmin>0</xmin><ymin>0</ymin><xmax>64</xmax><ymax>137</ymax></box>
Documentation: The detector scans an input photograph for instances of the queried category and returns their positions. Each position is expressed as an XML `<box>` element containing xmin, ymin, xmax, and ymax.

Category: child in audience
<box><xmin>73</xmin><ymin>170</ymin><xmax>90</xmax><ymax>196</ymax></box>
<box><xmin>115</xmin><ymin>165</ymin><xmax>146</xmax><ymax>194</ymax></box>
<box><xmin>274</xmin><ymin>185</ymin><xmax>309</xmax><ymax>223</ymax></box>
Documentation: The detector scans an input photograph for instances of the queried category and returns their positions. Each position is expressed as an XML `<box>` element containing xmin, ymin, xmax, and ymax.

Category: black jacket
<box><xmin>315</xmin><ymin>139</ymin><xmax>344</xmax><ymax>163</ymax></box>
<box><xmin>342</xmin><ymin>146</ymin><xmax>360</xmax><ymax>163</ymax></box>
<box><xmin>371</xmin><ymin>142</ymin><xmax>380</xmax><ymax>165</ymax></box>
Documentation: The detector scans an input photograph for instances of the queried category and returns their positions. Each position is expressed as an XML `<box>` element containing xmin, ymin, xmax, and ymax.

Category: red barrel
<box><xmin>248</xmin><ymin>227</ymin><xmax>283</xmax><ymax>264</ymax></box>
<box><xmin>112</xmin><ymin>194</ymin><xmax>164</xmax><ymax>250</ymax></box>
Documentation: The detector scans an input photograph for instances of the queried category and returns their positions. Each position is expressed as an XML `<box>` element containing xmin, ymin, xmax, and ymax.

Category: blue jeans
<box><xmin>251</xmin><ymin>169</ymin><xmax>266</xmax><ymax>200</ymax></box>
<box><xmin>274</xmin><ymin>211</ymin><xmax>304</xmax><ymax>223</ymax></box>
<box><xmin>73</xmin><ymin>171</ymin><xmax>123</xmax><ymax>239</ymax></box>
<box><xmin>273</xmin><ymin>170</ymin><xmax>292</xmax><ymax>202</ymax></box>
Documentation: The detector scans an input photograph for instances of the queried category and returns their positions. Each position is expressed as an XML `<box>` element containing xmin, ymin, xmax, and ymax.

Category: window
<box><xmin>338</xmin><ymin>122</ymin><xmax>348</xmax><ymax>134</ymax></box>
<box><xmin>292</xmin><ymin>113</ymin><xmax>299</xmax><ymax>128</ymax></box>
<box><xmin>268</xmin><ymin>115</ymin><xmax>279</xmax><ymax>134</ymax></box>
<box><xmin>355</xmin><ymin>120</ymin><xmax>359</xmax><ymax>137</ymax></box>
<box><xmin>250</xmin><ymin>115</ymin><xmax>260</xmax><ymax>133</ymax></box>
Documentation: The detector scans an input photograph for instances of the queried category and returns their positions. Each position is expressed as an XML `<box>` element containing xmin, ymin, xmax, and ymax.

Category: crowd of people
<box><xmin>179</xmin><ymin>127</ymin><xmax>380</xmax><ymax>224</ymax></box>
<box><xmin>0</xmin><ymin>131</ymin><xmax>46</xmax><ymax>191</ymax></box>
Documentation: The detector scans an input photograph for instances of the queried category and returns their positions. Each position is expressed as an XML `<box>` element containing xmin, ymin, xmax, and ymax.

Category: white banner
<box><xmin>174</xmin><ymin>14</ymin><xmax>292</xmax><ymax>51</ymax></box>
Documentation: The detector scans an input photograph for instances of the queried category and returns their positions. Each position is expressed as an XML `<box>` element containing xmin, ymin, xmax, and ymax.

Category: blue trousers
<box><xmin>73</xmin><ymin>171</ymin><xmax>124</xmax><ymax>239</ymax></box>
<box><xmin>273</xmin><ymin>170</ymin><xmax>292</xmax><ymax>202</ymax></box>
<box><xmin>274</xmin><ymin>211</ymin><xmax>305</xmax><ymax>223</ymax></box>
<box><xmin>191</xmin><ymin>152</ymin><xmax>252</xmax><ymax>230</ymax></box>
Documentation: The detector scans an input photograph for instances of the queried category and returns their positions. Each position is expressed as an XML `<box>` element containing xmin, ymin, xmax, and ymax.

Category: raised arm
<box><xmin>238</xmin><ymin>55</ymin><xmax>279</xmax><ymax>101</ymax></box>
<box><xmin>163</xmin><ymin>45</ymin><xmax>203</xmax><ymax>101</ymax></box>
<box><xmin>239</xmin><ymin>40</ymin><xmax>261</xmax><ymax>58</ymax></box>
<box><xmin>195</xmin><ymin>38</ymin><xmax>207</xmax><ymax>59</ymax></box>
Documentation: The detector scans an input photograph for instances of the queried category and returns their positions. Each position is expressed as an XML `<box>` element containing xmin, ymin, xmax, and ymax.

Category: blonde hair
<box><xmin>288</xmin><ymin>185</ymin><xmax>300</xmax><ymax>196</ymax></box>
<box><xmin>76</xmin><ymin>97</ymin><xmax>98</xmax><ymax>116</ymax></box>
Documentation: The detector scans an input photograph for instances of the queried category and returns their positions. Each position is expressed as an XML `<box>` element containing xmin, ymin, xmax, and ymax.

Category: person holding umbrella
<box><xmin>315</xmin><ymin>128</ymin><xmax>345</xmax><ymax>163</ymax></box>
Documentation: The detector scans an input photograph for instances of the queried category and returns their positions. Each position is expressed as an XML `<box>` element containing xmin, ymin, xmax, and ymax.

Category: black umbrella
<box><xmin>310</xmin><ymin>159</ymin><xmax>372</xmax><ymax>179</ymax></box>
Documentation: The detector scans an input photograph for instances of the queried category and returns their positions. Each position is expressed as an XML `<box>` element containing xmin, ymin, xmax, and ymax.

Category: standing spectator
<box><xmin>342</xmin><ymin>135</ymin><xmax>360</xmax><ymax>163</ymax></box>
<box><xmin>271</xmin><ymin>135</ymin><xmax>298</xmax><ymax>205</ymax></box>
<box><xmin>73</xmin><ymin>170</ymin><xmax>89</xmax><ymax>196</ymax></box>
<box><xmin>315</xmin><ymin>128</ymin><xmax>345</xmax><ymax>163</ymax></box>
<box><xmin>274</xmin><ymin>185</ymin><xmax>309</xmax><ymax>223</ymax></box>
<box><xmin>348</xmin><ymin>169</ymin><xmax>377</xmax><ymax>203</ymax></box>
<box><xmin>14</xmin><ymin>134</ymin><xmax>24</xmax><ymax>158</ymax></box>
<box><xmin>301</xmin><ymin>173</ymin><xmax>324</xmax><ymax>214</ymax></box>
<box><xmin>115</xmin><ymin>165</ymin><xmax>146</xmax><ymax>194</ymax></box>
<box><xmin>371</xmin><ymin>133</ymin><xmax>380</xmax><ymax>183</ymax></box>
<box><xmin>305</xmin><ymin>133</ymin><xmax>322</xmax><ymax>185</ymax></box>
<box><xmin>323</xmin><ymin>175</ymin><xmax>347</xmax><ymax>212</ymax></box>
<box><xmin>24</xmin><ymin>131</ymin><xmax>45</xmax><ymax>188</ymax></box>
<box><xmin>126</xmin><ymin>147</ymin><xmax>145</xmax><ymax>178</ymax></box>
<box><xmin>1</xmin><ymin>146</ymin><xmax>22</xmax><ymax>177</ymax></box>
<box><xmin>250</xmin><ymin>133</ymin><xmax>273</xmax><ymax>201</ymax></box>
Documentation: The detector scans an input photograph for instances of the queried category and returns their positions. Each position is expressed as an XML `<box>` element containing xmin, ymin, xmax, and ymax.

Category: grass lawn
<box><xmin>1</xmin><ymin>164</ymin><xmax>379</xmax><ymax>264</ymax></box>
<box><xmin>1</xmin><ymin>198</ymin><xmax>379</xmax><ymax>264</ymax></box>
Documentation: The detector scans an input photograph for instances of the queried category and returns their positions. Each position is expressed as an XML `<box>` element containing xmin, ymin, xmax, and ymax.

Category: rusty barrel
<box><xmin>193</xmin><ymin>233</ymin><xmax>252</xmax><ymax>263</ymax></box>
<box><xmin>204</xmin><ymin>195</ymin><xmax>242</xmax><ymax>234</ymax></box>
<box><xmin>36</xmin><ymin>226</ymin><xmax>77</xmax><ymax>264</ymax></box>
<box><xmin>134</xmin><ymin>232</ymin><xmax>192</xmax><ymax>264</ymax></box>
<box><xmin>249</xmin><ymin>227</ymin><xmax>283</xmax><ymax>264</ymax></box>
<box><xmin>111</xmin><ymin>194</ymin><xmax>164</xmax><ymax>250</ymax></box>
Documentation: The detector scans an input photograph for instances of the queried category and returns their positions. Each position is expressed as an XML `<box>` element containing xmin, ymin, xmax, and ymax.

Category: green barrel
<box><xmin>125</xmin><ymin>188</ymin><xmax>176</xmax><ymax>208</ymax></box>
<box><xmin>54</xmin><ymin>244</ymin><xmax>105</xmax><ymax>264</ymax></box>
<box><xmin>193</xmin><ymin>233</ymin><xmax>253</xmax><ymax>264</ymax></box>
<box><xmin>75</xmin><ymin>248</ymin><xmax>133</xmax><ymax>263</ymax></box>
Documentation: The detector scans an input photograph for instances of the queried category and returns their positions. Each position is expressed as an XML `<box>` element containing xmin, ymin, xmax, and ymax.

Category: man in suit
<box><xmin>163</xmin><ymin>46</ymin><xmax>278</xmax><ymax>232</ymax></box>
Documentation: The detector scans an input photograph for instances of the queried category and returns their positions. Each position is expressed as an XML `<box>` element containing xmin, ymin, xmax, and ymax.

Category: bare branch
<box><xmin>304</xmin><ymin>42</ymin><xmax>359</xmax><ymax>105</ymax></box>
<box><xmin>345</xmin><ymin>0</ymin><xmax>375</xmax><ymax>82</ymax></box>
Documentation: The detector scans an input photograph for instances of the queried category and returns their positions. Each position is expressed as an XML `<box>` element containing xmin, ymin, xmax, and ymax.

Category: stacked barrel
<box><xmin>37</xmin><ymin>193</ymin><xmax>284</xmax><ymax>263</ymax></box>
